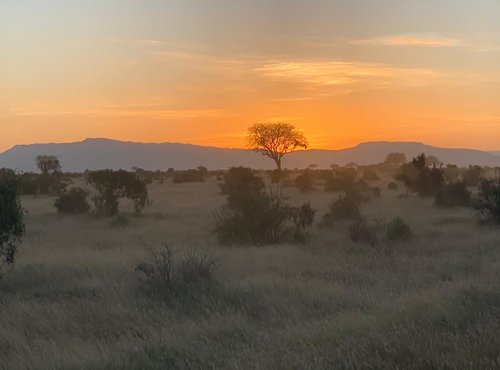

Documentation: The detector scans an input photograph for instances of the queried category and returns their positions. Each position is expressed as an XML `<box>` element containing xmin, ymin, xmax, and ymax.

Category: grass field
<box><xmin>2</xmin><ymin>176</ymin><xmax>500</xmax><ymax>369</ymax></box>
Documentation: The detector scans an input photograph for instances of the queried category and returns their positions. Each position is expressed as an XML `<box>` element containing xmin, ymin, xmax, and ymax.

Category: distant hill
<box><xmin>1</xmin><ymin>138</ymin><xmax>500</xmax><ymax>172</ymax></box>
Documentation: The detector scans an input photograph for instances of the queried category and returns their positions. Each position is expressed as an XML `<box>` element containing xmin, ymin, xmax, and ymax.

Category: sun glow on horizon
<box><xmin>2</xmin><ymin>0</ymin><xmax>500</xmax><ymax>152</ymax></box>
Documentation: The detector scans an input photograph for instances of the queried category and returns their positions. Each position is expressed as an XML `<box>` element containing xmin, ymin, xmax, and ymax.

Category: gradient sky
<box><xmin>2</xmin><ymin>0</ymin><xmax>500</xmax><ymax>151</ymax></box>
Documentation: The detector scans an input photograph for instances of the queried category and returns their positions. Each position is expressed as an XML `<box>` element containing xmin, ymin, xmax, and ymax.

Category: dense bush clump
<box><xmin>324</xmin><ymin>168</ymin><xmax>369</xmax><ymax>193</ymax></box>
<box><xmin>362</xmin><ymin>169</ymin><xmax>380</xmax><ymax>181</ymax></box>
<box><xmin>136</xmin><ymin>244</ymin><xmax>217</xmax><ymax>304</ymax></box>
<box><xmin>219</xmin><ymin>167</ymin><xmax>264</xmax><ymax>199</ymax></box>
<box><xmin>387</xmin><ymin>182</ymin><xmax>399</xmax><ymax>190</ymax></box>
<box><xmin>396</xmin><ymin>153</ymin><xmax>444</xmax><ymax>196</ymax></box>
<box><xmin>386</xmin><ymin>217</ymin><xmax>412</xmax><ymax>242</ymax></box>
<box><xmin>0</xmin><ymin>169</ymin><xmax>25</xmax><ymax>276</ymax></box>
<box><xmin>322</xmin><ymin>194</ymin><xmax>361</xmax><ymax>226</ymax></box>
<box><xmin>53</xmin><ymin>187</ymin><xmax>90</xmax><ymax>214</ymax></box>
<box><xmin>295</xmin><ymin>171</ymin><xmax>314</xmax><ymax>192</ymax></box>
<box><xmin>173</xmin><ymin>168</ymin><xmax>207</xmax><ymax>184</ymax></box>
<box><xmin>86</xmin><ymin>170</ymin><xmax>148</xmax><ymax>216</ymax></box>
<box><xmin>475</xmin><ymin>179</ymin><xmax>500</xmax><ymax>224</ymax></box>
<box><xmin>434</xmin><ymin>181</ymin><xmax>472</xmax><ymax>208</ymax></box>
<box><xmin>214</xmin><ymin>175</ymin><xmax>315</xmax><ymax>246</ymax></box>
<box><xmin>349</xmin><ymin>217</ymin><xmax>379</xmax><ymax>246</ymax></box>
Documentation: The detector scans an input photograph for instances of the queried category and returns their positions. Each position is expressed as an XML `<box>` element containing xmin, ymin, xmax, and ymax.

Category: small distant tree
<box><xmin>247</xmin><ymin>122</ymin><xmax>308</xmax><ymax>171</ymax></box>
<box><xmin>36</xmin><ymin>155</ymin><xmax>61</xmax><ymax>175</ymax></box>
<box><xmin>35</xmin><ymin>155</ymin><xmax>66</xmax><ymax>195</ymax></box>
<box><xmin>0</xmin><ymin>169</ymin><xmax>25</xmax><ymax>276</ymax></box>
<box><xmin>86</xmin><ymin>170</ymin><xmax>148</xmax><ymax>216</ymax></box>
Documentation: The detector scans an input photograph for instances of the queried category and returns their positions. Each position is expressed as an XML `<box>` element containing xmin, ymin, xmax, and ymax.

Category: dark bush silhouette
<box><xmin>362</xmin><ymin>169</ymin><xmax>380</xmax><ymax>181</ymax></box>
<box><xmin>172</xmin><ymin>169</ymin><xmax>207</xmax><ymax>184</ymax></box>
<box><xmin>371</xmin><ymin>187</ymin><xmax>382</xmax><ymax>198</ymax></box>
<box><xmin>110</xmin><ymin>214</ymin><xmax>130</xmax><ymax>228</ymax></box>
<box><xmin>322</xmin><ymin>194</ymin><xmax>361</xmax><ymax>226</ymax></box>
<box><xmin>434</xmin><ymin>181</ymin><xmax>472</xmax><ymax>208</ymax></box>
<box><xmin>86</xmin><ymin>170</ymin><xmax>148</xmax><ymax>216</ymax></box>
<box><xmin>136</xmin><ymin>244</ymin><xmax>217</xmax><ymax>304</ymax></box>
<box><xmin>462</xmin><ymin>165</ymin><xmax>482</xmax><ymax>187</ymax></box>
<box><xmin>324</xmin><ymin>168</ymin><xmax>369</xmax><ymax>193</ymax></box>
<box><xmin>295</xmin><ymin>171</ymin><xmax>314</xmax><ymax>192</ymax></box>
<box><xmin>53</xmin><ymin>187</ymin><xmax>90</xmax><ymax>214</ymax></box>
<box><xmin>475</xmin><ymin>179</ymin><xmax>500</xmax><ymax>224</ymax></box>
<box><xmin>214</xmin><ymin>186</ymin><xmax>315</xmax><ymax>245</ymax></box>
<box><xmin>0</xmin><ymin>169</ymin><xmax>24</xmax><ymax>276</ymax></box>
<box><xmin>219</xmin><ymin>167</ymin><xmax>264</xmax><ymax>201</ymax></box>
<box><xmin>386</xmin><ymin>217</ymin><xmax>412</xmax><ymax>242</ymax></box>
<box><xmin>387</xmin><ymin>182</ymin><xmax>399</xmax><ymax>190</ymax></box>
<box><xmin>349</xmin><ymin>217</ymin><xmax>379</xmax><ymax>246</ymax></box>
<box><xmin>396</xmin><ymin>153</ymin><xmax>444</xmax><ymax>196</ymax></box>
<box><xmin>444</xmin><ymin>164</ymin><xmax>460</xmax><ymax>183</ymax></box>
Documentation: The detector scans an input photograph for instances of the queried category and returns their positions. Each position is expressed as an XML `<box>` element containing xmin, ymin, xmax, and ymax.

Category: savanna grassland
<box><xmin>2</xmin><ymin>175</ymin><xmax>500</xmax><ymax>369</ymax></box>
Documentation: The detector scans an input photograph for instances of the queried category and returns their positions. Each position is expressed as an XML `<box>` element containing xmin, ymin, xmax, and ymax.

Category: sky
<box><xmin>1</xmin><ymin>0</ymin><xmax>500</xmax><ymax>152</ymax></box>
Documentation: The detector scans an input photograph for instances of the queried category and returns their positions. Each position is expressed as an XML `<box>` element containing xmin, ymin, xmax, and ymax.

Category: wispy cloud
<box><xmin>255</xmin><ymin>60</ymin><xmax>440</xmax><ymax>87</ymax></box>
<box><xmin>10</xmin><ymin>103</ymin><xmax>229</xmax><ymax>120</ymax></box>
<box><xmin>351</xmin><ymin>34</ymin><xmax>463</xmax><ymax>48</ymax></box>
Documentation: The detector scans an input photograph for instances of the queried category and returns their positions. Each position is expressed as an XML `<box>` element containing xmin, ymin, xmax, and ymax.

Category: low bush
<box><xmin>110</xmin><ymin>214</ymin><xmax>130</xmax><ymax>228</ymax></box>
<box><xmin>295</xmin><ymin>171</ymin><xmax>314</xmax><ymax>192</ymax></box>
<box><xmin>387</xmin><ymin>182</ymin><xmax>399</xmax><ymax>190</ymax></box>
<box><xmin>386</xmin><ymin>217</ymin><xmax>412</xmax><ymax>242</ymax></box>
<box><xmin>322</xmin><ymin>194</ymin><xmax>361</xmax><ymax>226</ymax></box>
<box><xmin>434</xmin><ymin>181</ymin><xmax>472</xmax><ymax>208</ymax></box>
<box><xmin>172</xmin><ymin>169</ymin><xmax>206</xmax><ymax>184</ymax></box>
<box><xmin>349</xmin><ymin>216</ymin><xmax>379</xmax><ymax>246</ymax></box>
<box><xmin>135</xmin><ymin>244</ymin><xmax>217</xmax><ymax>304</ymax></box>
<box><xmin>219</xmin><ymin>167</ymin><xmax>264</xmax><ymax>199</ymax></box>
<box><xmin>214</xmin><ymin>189</ymin><xmax>315</xmax><ymax>246</ymax></box>
<box><xmin>362</xmin><ymin>169</ymin><xmax>380</xmax><ymax>181</ymax></box>
<box><xmin>53</xmin><ymin>187</ymin><xmax>90</xmax><ymax>214</ymax></box>
<box><xmin>475</xmin><ymin>179</ymin><xmax>500</xmax><ymax>224</ymax></box>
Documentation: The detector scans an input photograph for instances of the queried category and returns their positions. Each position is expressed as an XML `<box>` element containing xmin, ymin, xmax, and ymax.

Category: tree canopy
<box><xmin>247</xmin><ymin>122</ymin><xmax>308</xmax><ymax>171</ymax></box>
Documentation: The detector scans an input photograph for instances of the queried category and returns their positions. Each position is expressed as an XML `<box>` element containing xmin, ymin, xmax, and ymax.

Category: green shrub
<box><xmin>135</xmin><ymin>244</ymin><xmax>217</xmax><ymax>304</ymax></box>
<box><xmin>434</xmin><ymin>181</ymin><xmax>472</xmax><ymax>208</ymax></box>
<box><xmin>0</xmin><ymin>169</ymin><xmax>25</xmax><ymax>276</ymax></box>
<box><xmin>322</xmin><ymin>194</ymin><xmax>361</xmax><ymax>226</ymax></box>
<box><xmin>53</xmin><ymin>187</ymin><xmax>90</xmax><ymax>214</ymax></box>
<box><xmin>386</xmin><ymin>217</ymin><xmax>412</xmax><ymax>242</ymax></box>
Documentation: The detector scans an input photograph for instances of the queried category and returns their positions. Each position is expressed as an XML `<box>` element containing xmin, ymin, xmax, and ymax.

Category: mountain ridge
<box><xmin>1</xmin><ymin>138</ymin><xmax>500</xmax><ymax>172</ymax></box>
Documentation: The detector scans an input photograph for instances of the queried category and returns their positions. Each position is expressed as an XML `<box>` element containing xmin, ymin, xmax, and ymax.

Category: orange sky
<box><xmin>2</xmin><ymin>0</ymin><xmax>500</xmax><ymax>152</ymax></box>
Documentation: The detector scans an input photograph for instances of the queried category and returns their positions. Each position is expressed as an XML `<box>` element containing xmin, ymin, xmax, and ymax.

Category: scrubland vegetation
<box><xmin>2</xmin><ymin>151</ymin><xmax>500</xmax><ymax>369</ymax></box>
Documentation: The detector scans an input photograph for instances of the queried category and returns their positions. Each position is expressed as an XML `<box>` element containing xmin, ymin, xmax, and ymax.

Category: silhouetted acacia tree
<box><xmin>0</xmin><ymin>169</ymin><xmax>24</xmax><ymax>276</ymax></box>
<box><xmin>86</xmin><ymin>170</ymin><xmax>148</xmax><ymax>216</ymax></box>
<box><xmin>247</xmin><ymin>122</ymin><xmax>308</xmax><ymax>171</ymax></box>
